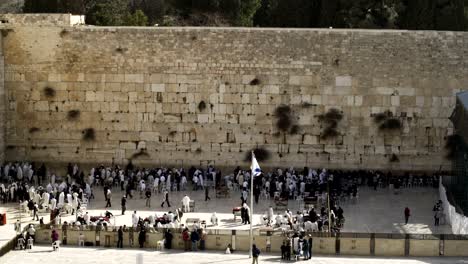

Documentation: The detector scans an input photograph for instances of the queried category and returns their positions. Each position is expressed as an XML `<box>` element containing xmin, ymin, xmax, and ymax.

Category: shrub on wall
<box><xmin>379</xmin><ymin>118</ymin><xmax>402</xmax><ymax>130</ymax></box>
<box><xmin>318</xmin><ymin>108</ymin><xmax>343</xmax><ymax>139</ymax></box>
<box><xmin>374</xmin><ymin>110</ymin><xmax>402</xmax><ymax>131</ymax></box>
<box><xmin>82</xmin><ymin>128</ymin><xmax>95</xmax><ymax>141</ymax></box>
<box><xmin>390</xmin><ymin>153</ymin><xmax>400</xmax><ymax>162</ymax></box>
<box><xmin>130</xmin><ymin>149</ymin><xmax>150</xmax><ymax>159</ymax></box>
<box><xmin>249</xmin><ymin>77</ymin><xmax>261</xmax><ymax>86</ymax></box>
<box><xmin>274</xmin><ymin>105</ymin><xmax>293</xmax><ymax>132</ymax></box>
<box><xmin>244</xmin><ymin>147</ymin><xmax>271</xmax><ymax>162</ymax></box>
<box><xmin>198</xmin><ymin>101</ymin><xmax>207</xmax><ymax>112</ymax></box>
<box><xmin>43</xmin><ymin>86</ymin><xmax>56</xmax><ymax>98</ymax></box>
<box><xmin>29</xmin><ymin>127</ymin><xmax>40</xmax><ymax>133</ymax></box>
<box><xmin>67</xmin><ymin>110</ymin><xmax>81</xmax><ymax>120</ymax></box>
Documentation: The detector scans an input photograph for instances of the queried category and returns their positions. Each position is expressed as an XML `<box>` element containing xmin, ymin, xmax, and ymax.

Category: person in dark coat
<box><xmin>121</xmin><ymin>196</ymin><xmax>127</xmax><ymax>215</ymax></box>
<box><xmin>281</xmin><ymin>241</ymin><xmax>287</xmax><ymax>260</ymax></box>
<box><xmin>241</xmin><ymin>206</ymin><xmax>247</xmax><ymax>224</ymax></box>
<box><xmin>164</xmin><ymin>229</ymin><xmax>173</xmax><ymax>249</ymax></box>
<box><xmin>252</xmin><ymin>244</ymin><xmax>260</xmax><ymax>264</ymax></box>
<box><xmin>138</xmin><ymin>229</ymin><xmax>146</xmax><ymax>248</ymax></box>
<box><xmin>404</xmin><ymin>207</ymin><xmax>410</xmax><ymax>224</ymax></box>
<box><xmin>205</xmin><ymin>187</ymin><xmax>211</xmax><ymax>201</ymax></box>
<box><xmin>308</xmin><ymin>234</ymin><xmax>313</xmax><ymax>260</ymax></box>
<box><xmin>117</xmin><ymin>226</ymin><xmax>123</xmax><ymax>248</ymax></box>
<box><xmin>190</xmin><ymin>230</ymin><xmax>200</xmax><ymax>251</ymax></box>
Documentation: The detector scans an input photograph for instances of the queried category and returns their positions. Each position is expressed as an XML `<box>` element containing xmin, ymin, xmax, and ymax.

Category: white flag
<box><xmin>251</xmin><ymin>152</ymin><xmax>262</xmax><ymax>177</ymax></box>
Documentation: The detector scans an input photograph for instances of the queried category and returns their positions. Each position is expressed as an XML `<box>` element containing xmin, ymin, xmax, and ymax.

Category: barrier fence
<box><xmin>23</xmin><ymin>224</ymin><xmax>468</xmax><ymax>257</ymax></box>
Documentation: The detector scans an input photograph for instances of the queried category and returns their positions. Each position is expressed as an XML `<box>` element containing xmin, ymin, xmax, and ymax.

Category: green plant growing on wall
<box><xmin>318</xmin><ymin>108</ymin><xmax>343</xmax><ymax>139</ymax></box>
<box><xmin>0</xmin><ymin>28</ymin><xmax>13</xmax><ymax>38</ymax></box>
<box><xmin>273</xmin><ymin>105</ymin><xmax>301</xmax><ymax>141</ymax></box>
<box><xmin>43</xmin><ymin>86</ymin><xmax>56</xmax><ymax>98</ymax></box>
<box><xmin>244</xmin><ymin>147</ymin><xmax>271</xmax><ymax>162</ymax></box>
<box><xmin>290</xmin><ymin>125</ymin><xmax>300</xmax><ymax>135</ymax></box>
<box><xmin>374</xmin><ymin>110</ymin><xmax>402</xmax><ymax>131</ymax></box>
<box><xmin>59</xmin><ymin>29</ymin><xmax>69</xmax><ymax>37</ymax></box>
<box><xmin>130</xmin><ymin>148</ymin><xmax>150</xmax><ymax>159</ymax></box>
<box><xmin>380</xmin><ymin>118</ymin><xmax>402</xmax><ymax>130</ymax></box>
<box><xmin>198</xmin><ymin>101</ymin><xmax>207</xmax><ymax>112</ymax></box>
<box><xmin>82</xmin><ymin>128</ymin><xmax>95</xmax><ymax>141</ymax></box>
<box><xmin>116</xmin><ymin>47</ymin><xmax>127</xmax><ymax>53</ymax></box>
<box><xmin>274</xmin><ymin>105</ymin><xmax>293</xmax><ymax>132</ymax></box>
<box><xmin>249</xmin><ymin>77</ymin><xmax>261</xmax><ymax>86</ymax></box>
<box><xmin>67</xmin><ymin>110</ymin><xmax>81</xmax><ymax>120</ymax></box>
<box><xmin>29</xmin><ymin>127</ymin><xmax>40</xmax><ymax>133</ymax></box>
<box><xmin>301</xmin><ymin>102</ymin><xmax>313</xmax><ymax>108</ymax></box>
<box><xmin>390</xmin><ymin>153</ymin><xmax>400</xmax><ymax>162</ymax></box>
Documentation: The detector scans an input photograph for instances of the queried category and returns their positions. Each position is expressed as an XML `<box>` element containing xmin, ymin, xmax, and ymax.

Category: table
<box><xmin>232</xmin><ymin>207</ymin><xmax>241</xmax><ymax>221</ymax></box>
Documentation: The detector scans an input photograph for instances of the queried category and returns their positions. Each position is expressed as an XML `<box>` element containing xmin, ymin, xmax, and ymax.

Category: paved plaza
<box><xmin>2</xmin><ymin>246</ymin><xmax>468</xmax><ymax>264</ymax></box>
<box><xmin>0</xmin><ymin>184</ymin><xmax>452</xmax><ymax>252</ymax></box>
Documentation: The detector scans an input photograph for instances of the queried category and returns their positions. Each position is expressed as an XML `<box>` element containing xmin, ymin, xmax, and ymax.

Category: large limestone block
<box><xmin>124</xmin><ymin>74</ymin><xmax>144</xmax><ymax>83</ymax></box>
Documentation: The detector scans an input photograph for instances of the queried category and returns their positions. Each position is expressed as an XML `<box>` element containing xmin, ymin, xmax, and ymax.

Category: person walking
<box><xmin>105</xmin><ymin>189</ymin><xmax>112</xmax><ymax>208</ymax></box>
<box><xmin>161</xmin><ymin>189</ymin><xmax>171</xmax><ymax>208</ymax></box>
<box><xmin>434</xmin><ymin>210</ymin><xmax>440</xmax><ymax>226</ymax></box>
<box><xmin>308</xmin><ymin>234</ymin><xmax>313</xmax><ymax>260</ymax></box>
<box><xmin>14</xmin><ymin>220</ymin><xmax>21</xmax><ymax>235</ymax></box>
<box><xmin>404</xmin><ymin>207</ymin><xmax>410</xmax><ymax>224</ymax></box>
<box><xmin>252</xmin><ymin>244</ymin><xmax>261</xmax><ymax>264</ymax></box>
<box><xmin>27</xmin><ymin>224</ymin><xmax>36</xmax><ymax>242</ymax></box>
<box><xmin>205</xmin><ymin>187</ymin><xmax>211</xmax><ymax>201</ymax></box>
<box><xmin>145</xmin><ymin>188</ymin><xmax>151</xmax><ymax>208</ymax></box>
<box><xmin>121</xmin><ymin>196</ymin><xmax>127</xmax><ymax>215</ymax></box>
<box><xmin>117</xmin><ymin>226</ymin><xmax>123</xmax><ymax>248</ymax></box>
<box><xmin>32</xmin><ymin>202</ymin><xmax>39</xmax><ymax>221</ymax></box>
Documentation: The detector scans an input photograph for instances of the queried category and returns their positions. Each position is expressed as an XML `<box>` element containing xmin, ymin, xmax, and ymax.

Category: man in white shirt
<box><xmin>83</xmin><ymin>212</ymin><xmax>90</xmax><ymax>225</ymax></box>
<box><xmin>132</xmin><ymin>211</ymin><xmax>139</xmax><ymax>227</ymax></box>
<box><xmin>182</xmin><ymin>195</ymin><xmax>191</xmax><ymax>213</ymax></box>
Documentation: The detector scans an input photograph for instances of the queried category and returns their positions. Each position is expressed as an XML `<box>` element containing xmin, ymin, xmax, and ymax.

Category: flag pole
<box><xmin>249</xmin><ymin>151</ymin><xmax>254</xmax><ymax>258</ymax></box>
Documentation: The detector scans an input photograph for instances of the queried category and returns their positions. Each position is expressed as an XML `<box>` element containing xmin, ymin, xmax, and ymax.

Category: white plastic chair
<box><xmin>156</xmin><ymin>239</ymin><xmax>165</xmax><ymax>250</ymax></box>
<box><xmin>78</xmin><ymin>234</ymin><xmax>85</xmax><ymax>247</ymax></box>
<box><xmin>27</xmin><ymin>238</ymin><xmax>34</xmax><ymax>250</ymax></box>
<box><xmin>52</xmin><ymin>240</ymin><xmax>60</xmax><ymax>251</ymax></box>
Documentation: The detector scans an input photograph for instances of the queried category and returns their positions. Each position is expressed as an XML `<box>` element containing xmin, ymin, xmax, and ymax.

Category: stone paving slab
<box><xmin>2</xmin><ymin>246</ymin><xmax>468</xmax><ymax>264</ymax></box>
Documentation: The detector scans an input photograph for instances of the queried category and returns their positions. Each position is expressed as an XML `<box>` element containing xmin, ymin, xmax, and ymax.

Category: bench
<box><xmin>216</xmin><ymin>188</ymin><xmax>230</xmax><ymax>198</ymax></box>
<box><xmin>185</xmin><ymin>218</ymin><xmax>200</xmax><ymax>227</ymax></box>
<box><xmin>275</xmin><ymin>200</ymin><xmax>288</xmax><ymax>211</ymax></box>
<box><xmin>189</xmin><ymin>200</ymin><xmax>195</xmax><ymax>212</ymax></box>
<box><xmin>232</xmin><ymin>207</ymin><xmax>241</xmax><ymax>221</ymax></box>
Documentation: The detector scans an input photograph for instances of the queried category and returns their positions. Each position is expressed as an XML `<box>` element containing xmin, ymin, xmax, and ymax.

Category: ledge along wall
<box><xmin>32</xmin><ymin>227</ymin><xmax>468</xmax><ymax>257</ymax></box>
<box><xmin>0</xmin><ymin>14</ymin><xmax>467</xmax><ymax>171</ymax></box>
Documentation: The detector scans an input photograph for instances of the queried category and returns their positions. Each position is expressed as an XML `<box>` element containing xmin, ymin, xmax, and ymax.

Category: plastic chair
<box><xmin>156</xmin><ymin>239</ymin><xmax>165</xmax><ymax>250</ymax></box>
<box><xmin>52</xmin><ymin>240</ymin><xmax>60</xmax><ymax>251</ymax></box>
<box><xmin>78</xmin><ymin>234</ymin><xmax>85</xmax><ymax>247</ymax></box>
<box><xmin>27</xmin><ymin>238</ymin><xmax>34</xmax><ymax>250</ymax></box>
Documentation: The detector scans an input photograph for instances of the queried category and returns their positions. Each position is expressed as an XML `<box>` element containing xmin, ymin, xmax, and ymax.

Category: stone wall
<box><xmin>0</xmin><ymin>14</ymin><xmax>84</xmax><ymax>26</ymax></box>
<box><xmin>1</xmin><ymin>19</ymin><xmax>468</xmax><ymax>171</ymax></box>
<box><xmin>0</xmin><ymin>33</ymin><xmax>5</xmax><ymax>163</ymax></box>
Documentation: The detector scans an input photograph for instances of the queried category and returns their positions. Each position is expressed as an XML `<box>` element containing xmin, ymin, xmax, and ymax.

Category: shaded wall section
<box><xmin>0</xmin><ymin>33</ymin><xmax>5</xmax><ymax>163</ymax></box>
<box><xmin>1</xmin><ymin>18</ymin><xmax>468</xmax><ymax>170</ymax></box>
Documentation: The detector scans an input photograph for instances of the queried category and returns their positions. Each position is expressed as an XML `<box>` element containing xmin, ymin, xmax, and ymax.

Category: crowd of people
<box><xmin>0</xmin><ymin>160</ymin><xmax>443</xmax><ymax>259</ymax></box>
